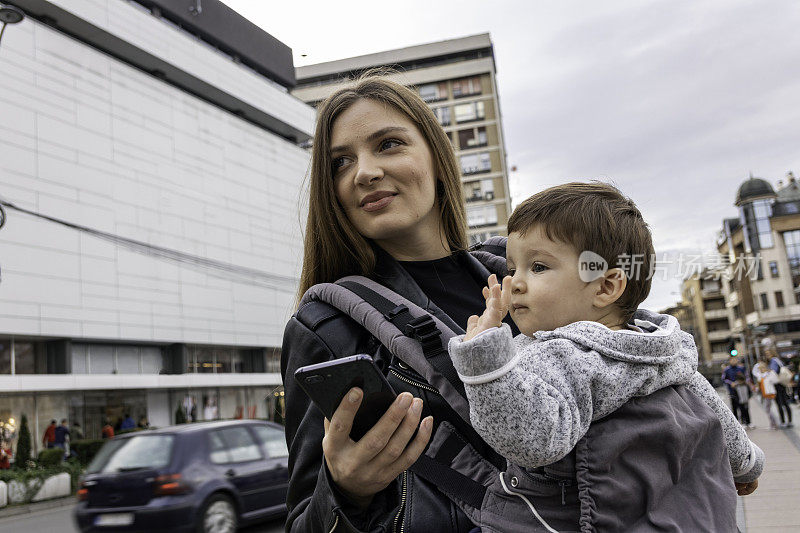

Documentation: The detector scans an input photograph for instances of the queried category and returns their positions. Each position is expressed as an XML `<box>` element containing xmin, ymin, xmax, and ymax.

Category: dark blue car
<box><xmin>73</xmin><ymin>420</ymin><xmax>288</xmax><ymax>533</ymax></box>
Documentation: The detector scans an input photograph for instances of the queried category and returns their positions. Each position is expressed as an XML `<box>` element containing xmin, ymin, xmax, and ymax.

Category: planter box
<box><xmin>8</xmin><ymin>473</ymin><xmax>71</xmax><ymax>504</ymax></box>
<box><xmin>0</xmin><ymin>481</ymin><xmax>6</xmax><ymax>507</ymax></box>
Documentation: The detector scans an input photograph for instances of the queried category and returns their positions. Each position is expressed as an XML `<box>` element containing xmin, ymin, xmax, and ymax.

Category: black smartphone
<box><xmin>295</xmin><ymin>354</ymin><xmax>397</xmax><ymax>441</ymax></box>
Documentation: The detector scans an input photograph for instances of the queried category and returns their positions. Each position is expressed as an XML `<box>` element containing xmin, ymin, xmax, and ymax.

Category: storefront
<box><xmin>0</xmin><ymin>385</ymin><xmax>284</xmax><ymax>459</ymax></box>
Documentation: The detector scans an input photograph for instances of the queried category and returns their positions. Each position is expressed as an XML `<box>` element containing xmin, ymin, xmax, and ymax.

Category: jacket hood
<box><xmin>533</xmin><ymin>309</ymin><xmax>698</xmax><ymax>367</ymax></box>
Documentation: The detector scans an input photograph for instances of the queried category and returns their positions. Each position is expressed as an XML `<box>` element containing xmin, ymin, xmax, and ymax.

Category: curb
<box><xmin>0</xmin><ymin>495</ymin><xmax>75</xmax><ymax>520</ymax></box>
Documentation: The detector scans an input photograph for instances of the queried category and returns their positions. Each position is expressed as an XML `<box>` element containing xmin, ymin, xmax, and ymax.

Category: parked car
<box><xmin>73</xmin><ymin>420</ymin><xmax>288</xmax><ymax>532</ymax></box>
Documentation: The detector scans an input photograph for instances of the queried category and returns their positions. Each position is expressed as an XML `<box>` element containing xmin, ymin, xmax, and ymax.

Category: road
<box><xmin>0</xmin><ymin>503</ymin><xmax>286</xmax><ymax>533</ymax></box>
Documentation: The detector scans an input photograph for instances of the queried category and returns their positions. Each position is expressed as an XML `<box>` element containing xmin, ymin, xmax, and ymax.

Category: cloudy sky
<box><xmin>224</xmin><ymin>0</ymin><xmax>800</xmax><ymax>311</ymax></box>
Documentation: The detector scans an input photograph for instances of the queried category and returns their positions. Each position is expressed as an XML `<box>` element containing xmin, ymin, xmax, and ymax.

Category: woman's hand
<box><xmin>323</xmin><ymin>388</ymin><xmax>433</xmax><ymax>509</ymax></box>
<box><xmin>464</xmin><ymin>274</ymin><xmax>511</xmax><ymax>341</ymax></box>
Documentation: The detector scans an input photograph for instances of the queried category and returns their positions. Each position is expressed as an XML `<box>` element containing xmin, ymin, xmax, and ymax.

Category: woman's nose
<box><xmin>354</xmin><ymin>155</ymin><xmax>383</xmax><ymax>186</ymax></box>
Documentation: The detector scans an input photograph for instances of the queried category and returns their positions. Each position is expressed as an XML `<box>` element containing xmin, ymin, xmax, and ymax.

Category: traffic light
<box><xmin>728</xmin><ymin>340</ymin><xmax>738</xmax><ymax>357</ymax></box>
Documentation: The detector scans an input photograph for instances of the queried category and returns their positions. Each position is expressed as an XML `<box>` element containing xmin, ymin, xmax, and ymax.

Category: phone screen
<box><xmin>295</xmin><ymin>354</ymin><xmax>397</xmax><ymax>441</ymax></box>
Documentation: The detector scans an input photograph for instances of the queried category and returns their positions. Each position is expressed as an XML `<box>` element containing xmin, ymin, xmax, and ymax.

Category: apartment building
<box><xmin>291</xmin><ymin>33</ymin><xmax>513</xmax><ymax>244</ymax></box>
<box><xmin>717</xmin><ymin>173</ymin><xmax>800</xmax><ymax>365</ymax></box>
<box><xmin>677</xmin><ymin>271</ymin><xmax>733</xmax><ymax>366</ymax></box>
<box><xmin>0</xmin><ymin>0</ymin><xmax>313</xmax><ymax>452</ymax></box>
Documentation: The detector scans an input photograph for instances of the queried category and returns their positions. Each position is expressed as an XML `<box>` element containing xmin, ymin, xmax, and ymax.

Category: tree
<box><xmin>174</xmin><ymin>403</ymin><xmax>186</xmax><ymax>425</ymax></box>
<box><xmin>15</xmin><ymin>414</ymin><xmax>32</xmax><ymax>469</ymax></box>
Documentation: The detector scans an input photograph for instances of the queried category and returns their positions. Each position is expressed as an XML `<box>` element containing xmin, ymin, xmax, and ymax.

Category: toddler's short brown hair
<box><xmin>507</xmin><ymin>181</ymin><xmax>654</xmax><ymax>322</ymax></box>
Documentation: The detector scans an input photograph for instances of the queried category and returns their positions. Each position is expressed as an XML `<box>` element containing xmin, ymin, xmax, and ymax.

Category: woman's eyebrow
<box><xmin>330</xmin><ymin>126</ymin><xmax>410</xmax><ymax>154</ymax></box>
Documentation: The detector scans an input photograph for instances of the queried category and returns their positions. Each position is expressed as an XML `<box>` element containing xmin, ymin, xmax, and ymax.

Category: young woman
<box><xmin>281</xmin><ymin>75</ymin><xmax>515</xmax><ymax>532</ymax></box>
<box><xmin>280</xmin><ymin>75</ymin><xmax>743</xmax><ymax>532</ymax></box>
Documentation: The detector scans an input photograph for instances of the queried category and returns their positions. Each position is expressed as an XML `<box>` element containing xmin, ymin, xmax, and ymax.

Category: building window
<box><xmin>418</xmin><ymin>82</ymin><xmax>448</xmax><ymax>102</ymax></box>
<box><xmin>769</xmin><ymin>261</ymin><xmax>779</xmax><ymax>278</ymax></box>
<box><xmin>432</xmin><ymin>106</ymin><xmax>450</xmax><ymax>126</ymax></box>
<box><xmin>783</xmin><ymin>230</ymin><xmax>800</xmax><ymax>295</ymax></box>
<box><xmin>457</xmin><ymin>126</ymin><xmax>487</xmax><ymax>149</ymax></box>
<box><xmin>760</xmin><ymin>292</ymin><xmax>769</xmax><ymax>310</ymax></box>
<box><xmin>454</xmin><ymin>101</ymin><xmax>485</xmax><ymax>123</ymax></box>
<box><xmin>466</xmin><ymin>204</ymin><xmax>499</xmax><ymax>228</ymax></box>
<box><xmin>460</xmin><ymin>152</ymin><xmax>492</xmax><ymax>175</ymax></box>
<box><xmin>452</xmin><ymin>76</ymin><xmax>482</xmax><ymax>98</ymax></box>
<box><xmin>775</xmin><ymin>291</ymin><xmax>785</xmax><ymax>308</ymax></box>
<box><xmin>464</xmin><ymin>178</ymin><xmax>495</xmax><ymax>203</ymax></box>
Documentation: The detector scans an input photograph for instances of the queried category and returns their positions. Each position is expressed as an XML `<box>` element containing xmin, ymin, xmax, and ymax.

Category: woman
<box><xmin>281</xmin><ymin>75</ymin><xmax>740</xmax><ymax>532</ymax></box>
<box><xmin>753</xmin><ymin>359</ymin><xmax>780</xmax><ymax>430</ymax></box>
<box><xmin>281</xmin><ymin>75</ymin><xmax>515</xmax><ymax>532</ymax></box>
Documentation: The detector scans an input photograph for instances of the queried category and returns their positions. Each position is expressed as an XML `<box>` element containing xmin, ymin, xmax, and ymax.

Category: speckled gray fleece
<box><xmin>448</xmin><ymin>309</ymin><xmax>764</xmax><ymax>483</ymax></box>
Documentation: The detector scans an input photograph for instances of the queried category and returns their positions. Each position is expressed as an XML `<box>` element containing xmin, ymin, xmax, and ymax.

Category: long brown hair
<box><xmin>296</xmin><ymin>73</ymin><xmax>467</xmax><ymax>303</ymax></box>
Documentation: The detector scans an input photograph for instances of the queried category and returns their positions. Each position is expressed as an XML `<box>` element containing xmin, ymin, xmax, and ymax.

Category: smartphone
<box><xmin>295</xmin><ymin>354</ymin><xmax>397</xmax><ymax>441</ymax></box>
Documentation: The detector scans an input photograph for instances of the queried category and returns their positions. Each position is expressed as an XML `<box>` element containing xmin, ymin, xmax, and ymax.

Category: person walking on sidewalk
<box><xmin>724</xmin><ymin>356</ymin><xmax>753</xmax><ymax>427</ymax></box>
<box><xmin>42</xmin><ymin>420</ymin><xmax>56</xmax><ymax>449</ymax></box>
<box><xmin>767</xmin><ymin>349</ymin><xmax>794</xmax><ymax>427</ymax></box>
<box><xmin>733</xmin><ymin>372</ymin><xmax>753</xmax><ymax>428</ymax></box>
<box><xmin>753</xmin><ymin>360</ymin><xmax>780</xmax><ymax>430</ymax></box>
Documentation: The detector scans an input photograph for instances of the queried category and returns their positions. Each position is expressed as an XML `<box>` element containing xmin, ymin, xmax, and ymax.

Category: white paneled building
<box><xmin>0</xmin><ymin>0</ymin><xmax>312</xmax><ymax>454</ymax></box>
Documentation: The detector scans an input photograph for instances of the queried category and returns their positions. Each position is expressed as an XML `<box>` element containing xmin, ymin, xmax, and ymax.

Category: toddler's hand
<box><xmin>735</xmin><ymin>480</ymin><xmax>758</xmax><ymax>496</ymax></box>
<box><xmin>464</xmin><ymin>274</ymin><xmax>511</xmax><ymax>341</ymax></box>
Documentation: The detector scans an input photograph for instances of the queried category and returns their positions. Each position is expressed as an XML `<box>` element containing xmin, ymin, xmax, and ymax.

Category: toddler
<box><xmin>448</xmin><ymin>182</ymin><xmax>764</xmax><ymax>493</ymax></box>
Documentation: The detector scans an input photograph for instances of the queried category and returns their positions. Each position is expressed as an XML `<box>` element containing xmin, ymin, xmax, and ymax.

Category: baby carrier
<box><xmin>299</xmin><ymin>237</ymin><xmax>737</xmax><ymax>532</ymax></box>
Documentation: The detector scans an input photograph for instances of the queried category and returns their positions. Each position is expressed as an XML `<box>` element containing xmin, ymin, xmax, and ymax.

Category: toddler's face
<box><xmin>506</xmin><ymin>226</ymin><xmax>599</xmax><ymax>336</ymax></box>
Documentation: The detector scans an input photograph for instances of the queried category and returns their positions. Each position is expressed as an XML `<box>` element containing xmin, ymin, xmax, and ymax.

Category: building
<box><xmin>716</xmin><ymin>173</ymin><xmax>800</xmax><ymax>369</ymax></box>
<box><xmin>291</xmin><ymin>34</ymin><xmax>513</xmax><ymax>245</ymax></box>
<box><xmin>0</xmin><ymin>0</ymin><xmax>314</xmax><ymax>453</ymax></box>
<box><xmin>678</xmin><ymin>270</ymin><xmax>734</xmax><ymax>366</ymax></box>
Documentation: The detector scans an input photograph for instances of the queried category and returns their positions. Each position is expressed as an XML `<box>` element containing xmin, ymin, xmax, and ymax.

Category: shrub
<box><xmin>0</xmin><ymin>460</ymin><xmax>84</xmax><ymax>503</ymax></box>
<box><xmin>15</xmin><ymin>414</ymin><xmax>32</xmax><ymax>470</ymax></box>
<box><xmin>70</xmin><ymin>439</ymin><xmax>106</xmax><ymax>467</ymax></box>
<box><xmin>175</xmin><ymin>403</ymin><xmax>187</xmax><ymax>424</ymax></box>
<box><xmin>37</xmin><ymin>448</ymin><xmax>63</xmax><ymax>467</ymax></box>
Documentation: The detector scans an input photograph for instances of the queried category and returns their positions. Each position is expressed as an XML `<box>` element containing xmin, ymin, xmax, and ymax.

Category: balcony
<box><xmin>707</xmin><ymin>330</ymin><xmax>732</xmax><ymax>342</ymax></box>
<box><xmin>703</xmin><ymin>308</ymin><xmax>729</xmax><ymax>320</ymax></box>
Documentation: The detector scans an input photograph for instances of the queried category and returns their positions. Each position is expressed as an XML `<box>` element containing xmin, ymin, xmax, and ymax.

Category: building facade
<box><xmin>716</xmin><ymin>174</ymin><xmax>800</xmax><ymax>369</ymax></box>
<box><xmin>0</xmin><ymin>0</ymin><xmax>313</xmax><ymax>454</ymax></box>
<box><xmin>291</xmin><ymin>34</ymin><xmax>514</xmax><ymax>244</ymax></box>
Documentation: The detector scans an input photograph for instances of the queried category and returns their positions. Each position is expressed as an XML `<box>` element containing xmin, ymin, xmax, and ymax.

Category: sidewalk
<box><xmin>736</xmin><ymin>393</ymin><xmax>800</xmax><ymax>532</ymax></box>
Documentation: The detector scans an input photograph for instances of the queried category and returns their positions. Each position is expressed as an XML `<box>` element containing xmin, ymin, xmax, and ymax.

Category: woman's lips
<box><xmin>512</xmin><ymin>305</ymin><xmax>529</xmax><ymax>312</ymax></box>
<box><xmin>362</xmin><ymin>194</ymin><xmax>396</xmax><ymax>212</ymax></box>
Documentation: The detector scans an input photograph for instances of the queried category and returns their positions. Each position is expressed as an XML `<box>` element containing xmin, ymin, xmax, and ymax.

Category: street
<box><xmin>0</xmin><ymin>503</ymin><xmax>286</xmax><ymax>533</ymax></box>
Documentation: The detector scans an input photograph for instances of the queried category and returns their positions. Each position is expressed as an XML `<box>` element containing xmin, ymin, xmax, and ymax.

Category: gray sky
<box><xmin>223</xmin><ymin>0</ymin><xmax>800</xmax><ymax>311</ymax></box>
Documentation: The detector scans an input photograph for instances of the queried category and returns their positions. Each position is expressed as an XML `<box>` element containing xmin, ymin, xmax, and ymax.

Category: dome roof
<box><xmin>735</xmin><ymin>176</ymin><xmax>775</xmax><ymax>205</ymax></box>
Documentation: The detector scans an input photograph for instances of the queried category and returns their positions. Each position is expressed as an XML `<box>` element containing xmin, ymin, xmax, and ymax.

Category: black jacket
<box><xmin>281</xmin><ymin>247</ymin><xmax>514</xmax><ymax>533</ymax></box>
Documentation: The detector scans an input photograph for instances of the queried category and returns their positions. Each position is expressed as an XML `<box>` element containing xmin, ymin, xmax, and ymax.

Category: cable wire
<box><xmin>0</xmin><ymin>197</ymin><xmax>298</xmax><ymax>291</ymax></box>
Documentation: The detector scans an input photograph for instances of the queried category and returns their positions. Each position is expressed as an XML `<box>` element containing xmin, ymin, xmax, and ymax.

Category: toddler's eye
<box><xmin>532</xmin><ymin>263</ymin><xmax>548</xmax><ymax>273</ymax></box>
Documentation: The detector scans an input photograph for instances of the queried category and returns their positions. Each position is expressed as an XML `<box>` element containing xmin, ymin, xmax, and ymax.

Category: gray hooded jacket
<box><xmin>448</xmin><ymin>309</ymin><xmax>764</xmax><ymax>483</ymax></box>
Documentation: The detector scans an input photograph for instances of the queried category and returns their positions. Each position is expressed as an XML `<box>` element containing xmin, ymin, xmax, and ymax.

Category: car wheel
<box><xmin>198</xmin><ymin>493</ymin><xmax>238</xmax><ymax>533</ymax></box>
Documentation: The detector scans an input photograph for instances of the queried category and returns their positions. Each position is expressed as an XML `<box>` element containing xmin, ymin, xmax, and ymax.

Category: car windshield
<box><xmin>87</xmin><ymin>435</ymin><xmax>175</xmax><ymax>474</ymax></box>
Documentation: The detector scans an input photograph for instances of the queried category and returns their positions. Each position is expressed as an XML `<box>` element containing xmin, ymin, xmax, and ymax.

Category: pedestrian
<box><xmin>42</xmin><ymin>419</ymin><xmax>56</xmax><ymax>449</ymax></box>
<box><xmin>137</xmin><ymin>416</ymin><xmax>149</xmax><ymax>429</ymax></box>
<box><xmin>54</xmin><ymin>419</ymin><xmax>70</xmax><ymax>454</ymax></box>
<box><xmin>723</xmin><ymin>356</ymin><xmax>754</xmax><ymax>427</ymax></box>
<box><xmin>101</xmin><ymin>418</ymin><xmax>114</xmax><ymax>439</ymax></box>
<box><xmin>733</xmin><ymin>372</ymin><xmax>753</xmax><ymax>427</ymax></box>
<box><xmin>71</xmin><ymin>421</ymin><xmax>84</xmax><ymax>440</ymax></box>
<box><xmin>753</xmin><ymin>360</ymin><xmax>780</xmax><ymax>430</ymax></box>
<box><xmin>0</xmin><ymin>440</ymin><xmax>12</xmax><ymax>469</ymax></box>
<box><xmin>281</xmin><ymin>74</ymin><xmax>746</xmax><ymax>533</ymax></box>
<box><xmin>120</xmin><ymin>413</ymin><xmax>135</xmax><ymax>430</ymax></box>
<box><xmin>767</xmin><ymin>349</ymin><xmax>794</xmax><ymax>427</ymax></box>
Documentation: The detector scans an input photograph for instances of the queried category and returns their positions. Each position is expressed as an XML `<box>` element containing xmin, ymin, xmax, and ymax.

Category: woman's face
<box><xmin>329</xmin><ymin>99</ymin><xmax>442</xmax><ymax>256</ymax></box>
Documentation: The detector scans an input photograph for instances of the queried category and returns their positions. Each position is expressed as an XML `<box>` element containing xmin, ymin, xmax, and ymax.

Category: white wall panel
<box><xmin>0</xmin><ymin>8</ymin><xmax>310</xmax><ymax>348</ymax></box>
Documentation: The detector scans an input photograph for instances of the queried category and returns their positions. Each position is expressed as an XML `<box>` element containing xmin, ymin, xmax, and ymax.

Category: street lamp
<box><xmin>0</xmin><ymin>5</ymin><xmax>25</xmax><ymax>49</ymax></box>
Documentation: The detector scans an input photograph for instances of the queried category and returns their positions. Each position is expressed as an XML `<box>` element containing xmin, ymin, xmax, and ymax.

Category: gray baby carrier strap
<box><xmin>299</xmin><ymin>275</ymin><xmax>472</xmax><ymax>423</ymax></box>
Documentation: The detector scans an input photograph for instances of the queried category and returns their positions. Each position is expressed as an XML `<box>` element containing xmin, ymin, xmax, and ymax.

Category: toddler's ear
<box><xmin>593</xmin><ymin>268</ymin><xmax>627</xmax><ymax>309</ymax></box>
